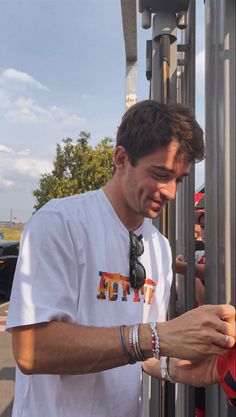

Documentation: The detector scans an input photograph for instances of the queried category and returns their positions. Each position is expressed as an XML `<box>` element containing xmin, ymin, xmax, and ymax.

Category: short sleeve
<box><xmin>6</xmin><ymin>206</ymin><xmax>79</xmax><ymax>330</ymax></box>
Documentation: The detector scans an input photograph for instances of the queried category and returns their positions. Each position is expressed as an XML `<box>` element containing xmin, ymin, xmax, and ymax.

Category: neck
<box><xmin>102</xmin><ymin>178</ymin><xmax>144</xmax><ymax>232</ymax></box>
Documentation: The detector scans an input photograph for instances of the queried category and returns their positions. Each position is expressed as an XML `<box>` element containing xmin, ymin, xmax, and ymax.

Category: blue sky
<box><xmin>0</xmin><ymin>1</ymin><xmax>205</xmax><ymax>221</ymax></box>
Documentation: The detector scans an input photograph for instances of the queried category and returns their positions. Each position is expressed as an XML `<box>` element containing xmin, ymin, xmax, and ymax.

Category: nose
<box><xmin>160</xmin><ymin>181</ymin><xmax>177</xmax><ymax>202</ymax></box>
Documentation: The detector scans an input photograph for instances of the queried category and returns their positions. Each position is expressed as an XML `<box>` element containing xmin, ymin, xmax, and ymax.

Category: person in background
<box><xmin>176</xmin><ymin>208</ymin><xmax>205</xmax><ymax>305</ymax></box>
<box><xmin>176</xmin><ymin>204</ymin><xmax>206</xmax><ymax>417</ymax></box>
<box><xmin>176</xmin><ymin>202</ymin><xmax>235</xmax><ymax>415</ymax></box>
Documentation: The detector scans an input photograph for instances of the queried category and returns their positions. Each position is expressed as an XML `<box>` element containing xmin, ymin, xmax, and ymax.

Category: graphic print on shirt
<box><xmin>97</xmin><ymin>271</ymin><xmax>156</xmax><ymax>304</ymax></box>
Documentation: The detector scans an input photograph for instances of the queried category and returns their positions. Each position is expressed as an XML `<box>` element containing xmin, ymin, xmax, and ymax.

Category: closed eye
<box><xmin>151</xmin><ymin>173</ymin><xmax>170</xmax><ymax>181</ymax></box>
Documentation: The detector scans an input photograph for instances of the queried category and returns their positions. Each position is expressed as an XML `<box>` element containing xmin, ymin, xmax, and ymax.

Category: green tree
<box><xmin>33</xmin><ymin>131</ymin><xmax>114</xmax><ymax>211</ymax></box>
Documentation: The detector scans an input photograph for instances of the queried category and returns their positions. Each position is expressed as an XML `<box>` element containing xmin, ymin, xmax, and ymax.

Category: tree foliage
<box><xmin>33</xmin><ymin>131</ymin><xmax>114</xmax><ymax>211</ymax></box>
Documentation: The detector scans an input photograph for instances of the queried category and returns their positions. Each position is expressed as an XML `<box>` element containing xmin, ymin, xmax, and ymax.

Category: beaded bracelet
<box><xmin>149</xmin><ymin>321</ymin><xmax>160</xmax><ymax>360</ymax></box>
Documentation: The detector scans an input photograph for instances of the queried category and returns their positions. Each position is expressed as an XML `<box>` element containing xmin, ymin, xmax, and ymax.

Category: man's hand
<box><xmin>157</xmin><ymin>304</ymin><xmax>235</xmax><ymax>361</ymax></box>
<box><xmin>169</xmin><ymin>355</ymin><xmax>219</xmax><ymax>387</ymax></box>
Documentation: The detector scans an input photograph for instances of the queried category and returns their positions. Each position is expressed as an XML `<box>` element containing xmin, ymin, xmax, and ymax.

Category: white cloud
<box><xmin>17</xmin><ymin>149</ymin><xmax>31</xmax><ymax>156</ymax></box>
<box><xmin>0</xmin><ymin>144</ymin><xmax>52</xmax><ymax>190</ymax></box>
<box><xmin>0</xmin><ymin>67</ymin><xmax>87</xmax><ymax>199</ymax></box>
<box><xmin>3</xmin><ymin>99</ymin><xmax>86</xmax><ymax>128</ymax></box>
<box><xmin>0</xmin><ymin>178</ymin><xmax>15</xmax><ymax>188</ymax></box>
<box><xmin>4</xmin><ymin>97</ymin><xmax>49</xmax><ymax>124</ymax></box>
<box><xmin>50</xmin><ymin>106</ymin><xmax>86</xmax><ymax>128</ymax></box>
<box><xmin>12</xmin><ymin>156</ymin><xmax>52</xmax><ymax>178</ymax></box>
<box><xmin>1</xmin><ymin>68</ymin><xmax>49</xmax><ymax>92</ymax></box>
<box><xmin>0</xmin><ymin>89</ymin><xmax>11</xmax><ymax>108</ymax></box>
<box><xmin>0</xmin><ymin>83</ymin><xmax>86</xmax><ymax>129</ymax></box>
<box><xmin>0</xmin><ymin>144</ymin><xmax>14</xmax><ymax>153</ymax></box>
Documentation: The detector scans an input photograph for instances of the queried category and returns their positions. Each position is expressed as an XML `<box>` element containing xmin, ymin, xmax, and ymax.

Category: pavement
<box><xmin>0</xmin><ymin>301</ymin><xmax>15</xmax><ymax>417</ymax></box>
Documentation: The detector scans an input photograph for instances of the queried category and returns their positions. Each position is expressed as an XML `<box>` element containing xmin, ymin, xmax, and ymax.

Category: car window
<box><xmin>0</xmin><ymin>243</ymin><xmax>19</xmax><ymax>256</ymax></box>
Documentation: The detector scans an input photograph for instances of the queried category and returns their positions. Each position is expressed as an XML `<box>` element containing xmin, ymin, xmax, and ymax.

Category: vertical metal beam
<box><xmin>225</xmin><ymin>0</ymin><xmax>236</xmax><ymax>311</ymax></box>
<box><xmin>151</xmin><ymin>9</ymin><xmax>177</xmax><ymax>319</ymax></box>
<box><xmin>150</xmin><ymin>10</ymin><xmax>178</xmax><ymax>417</ymax></box>
<box><xmin>205</xmin><ymin>0</ymin><xmax>235</xmax><ymax>416</ymax></box>
<box><xmin>175</xmin><ymin>3</ymin><xmax>196</xmax><ymax>417</ymax></box>
<box><xmin>151</xmin><ymin>12</ymin><xmax>177</xmax><ymax>102</ymax></box>
<box><xmin>125</xmin><ymin>60</ymin><xmax>137</xmax><ymax>110</ymax></box>
<box><xmin>120</xmin><ymin>0</ymin><xmax>138</xmax><ymax>110</ymax></box>
<box><xmin>184</xmin><ymin>0</ymin><xmax>196</xmax><ymax>313</ymax></box>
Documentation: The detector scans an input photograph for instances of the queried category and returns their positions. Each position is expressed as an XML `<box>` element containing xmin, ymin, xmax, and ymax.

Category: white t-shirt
<box><xmin>7</xmin><ymin>189</ymin><xmax>172</xmax><ymax>417</ymax></box>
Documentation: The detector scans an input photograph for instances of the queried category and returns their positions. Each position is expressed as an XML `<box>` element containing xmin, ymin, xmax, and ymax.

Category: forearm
<box><xmin>195</xmin><ymin>277</ymin><xmax>205</xmax><ymax>305</ymax></box>
<box><xmin>175</xmin><ymin>258</ymin><xmax>205</xmax><ymax>281</ymax></box>
<box><xmin>175</xmin><ymin>260</ymin><xmax>187</xmax><ymax>275</ymax></box>
<box><xmin>12</xmin><ymin>321</ymin><xmax>153</xmax><ymax>375</ymax></box>
<box><xmin>12</xmin><ymin>304</ymin><xmax>235</xmax><ymax>375</ymax></box>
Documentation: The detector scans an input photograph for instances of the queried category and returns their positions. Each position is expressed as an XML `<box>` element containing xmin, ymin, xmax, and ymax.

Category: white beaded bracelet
<box><xmin>149</xmin><ymin>321</ymin><xmax>160</xmax><ymax>360</ymax></box>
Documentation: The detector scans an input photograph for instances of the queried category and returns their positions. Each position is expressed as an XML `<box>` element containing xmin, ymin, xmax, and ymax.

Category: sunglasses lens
<box><xmin>130</xmin><ymin>233</ymin><xmax>144</xmax><ymax>257</ymax></box>
<box><xmin>135</xmin><ymin>241</ymin><xmax>143</xmax><ymax>256</ymax></box>
<box><xmin>129</xmin><ymin>232</ymin><xmax>146</xmax><ymax>289</ymax></box>
<box><xmin>134</xmin><ymin>262</ymin><xmax>145</xmax><ymax>278</ymax></box>
<box><xmin>130</xmin><ymin>261</ymin><xmax>146</xmax><ymax>289</ymax></box>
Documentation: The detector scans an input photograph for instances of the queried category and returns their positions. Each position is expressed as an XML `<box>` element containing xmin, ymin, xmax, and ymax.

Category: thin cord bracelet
<box><xmin>134</xmin><ymin>324</ymin><xmax>146</xmax><ymax>362</ymax></box>
<box><xmin>119</xmin><ymin>325</ymin><xmax>136</xmax><ymax>365</ymax></box>
<box><xmin>132</xmin><ymin>324</ymin><xmax>146</xmax><ymax>362</ymax></box>
<box><xmin>166</xmin><ymin>357</ymin><xmax>176</xmax><ymax>383</ymax></box>
<box><xmin>160</xmin><ymin>357</ymin><xmax>175</xmax><ymax>383</ymax></box>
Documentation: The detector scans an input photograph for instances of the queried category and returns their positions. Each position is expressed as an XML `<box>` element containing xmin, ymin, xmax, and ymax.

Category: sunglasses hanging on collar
<box><xmin>129</xmin><ymin>232</ymin><xmax>146</xmax><ymax>289</ymax></box>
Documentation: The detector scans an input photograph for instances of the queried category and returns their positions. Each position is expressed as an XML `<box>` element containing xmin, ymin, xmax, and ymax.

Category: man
<box><xmin>7</xmin><ymin>100</ymin><xmax>235</xmax><ymax>417</ymax></box>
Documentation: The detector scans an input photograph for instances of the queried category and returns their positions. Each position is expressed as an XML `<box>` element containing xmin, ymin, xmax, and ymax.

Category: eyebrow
<box><xmin>149</xmin><ymin>166</ymin><xmax>190</xmax><ymax>177</ymax></box>
<box><xmin>149</xmin><ymin>166</ymin><xmax>175</xmax><ymax>174</ymax></box>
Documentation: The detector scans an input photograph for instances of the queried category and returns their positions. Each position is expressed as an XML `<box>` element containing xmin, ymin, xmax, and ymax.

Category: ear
<box><xmin>114</xmin><ymin>146</ymin><xmax>129</xmax><ymax>172</ymax></box>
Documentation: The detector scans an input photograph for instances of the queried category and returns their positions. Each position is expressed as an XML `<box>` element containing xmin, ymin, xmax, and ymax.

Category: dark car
<box><xmin>0</xmin><ymin>240</ymin><xmax>19</xmax><ymax>300</ymax></box>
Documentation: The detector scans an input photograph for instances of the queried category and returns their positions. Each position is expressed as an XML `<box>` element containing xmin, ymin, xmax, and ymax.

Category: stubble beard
<box><xmin>137</xmin><ymin>203</ymin><xmax>163</xmax><ymax>220</ymax></box>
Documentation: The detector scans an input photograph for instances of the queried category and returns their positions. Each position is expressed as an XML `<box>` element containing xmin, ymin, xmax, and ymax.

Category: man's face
<box><xmin>118</xmin><ymin>140</ymin><xmax>192</xmax><ymax>220</ymax></box>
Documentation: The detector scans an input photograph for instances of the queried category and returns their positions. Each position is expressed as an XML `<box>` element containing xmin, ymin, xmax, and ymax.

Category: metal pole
<box><xmin>125</xmin><ymin>60</ymin><xmax>137</xmax><ymax>110</ymax></box>
<box><xmin>205</xmin><ymin>0</ymin><xmax>235</xmax><ymax>415</ymax></box>
<box><xmin>120</xmin><ymin>0</ymin><xmax>137</xmax><ymax>111</ymax></box>
<box><xmin>175</xmin><ymin>3</ymin><xmax>196</xmax><ymax>417</ymax></box>
<box><xmin>150</xmin><ymin>10</ymin><xmax>178</xmax><ymax>417</ymax></box>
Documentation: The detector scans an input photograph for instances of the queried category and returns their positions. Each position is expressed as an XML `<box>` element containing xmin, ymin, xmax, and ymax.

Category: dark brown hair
<box><xmin>116</xmin><ymin>100</ymin><xmax>205</xmax><ymax>165</ymax></box>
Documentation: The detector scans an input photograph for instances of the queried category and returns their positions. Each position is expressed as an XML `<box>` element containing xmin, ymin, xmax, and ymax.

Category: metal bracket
<box><xmin>139</xmin><ymin>0</ymin><xmax>190</xmax><ymax>14</ymax></box>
